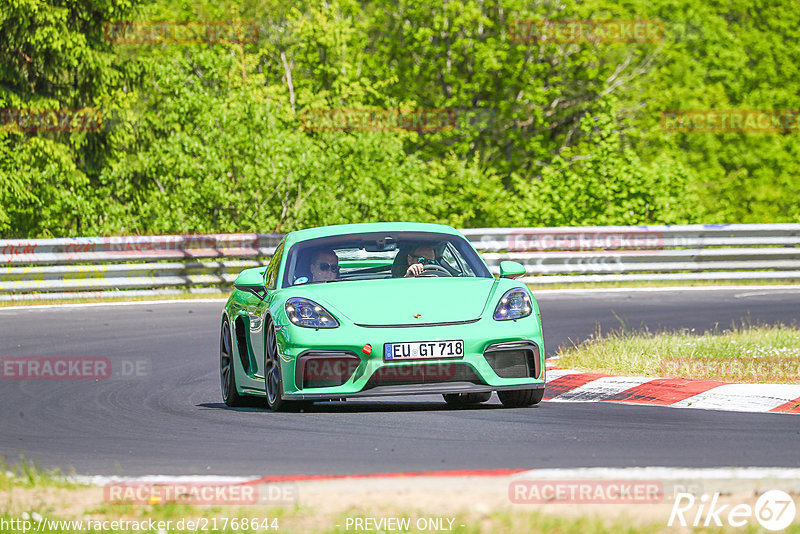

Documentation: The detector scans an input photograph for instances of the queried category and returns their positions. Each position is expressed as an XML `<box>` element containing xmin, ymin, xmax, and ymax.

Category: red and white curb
<box><xmin>544</xmin><ymin>367</ymin><xmax>800</xmax><ymax>414</ymax></box>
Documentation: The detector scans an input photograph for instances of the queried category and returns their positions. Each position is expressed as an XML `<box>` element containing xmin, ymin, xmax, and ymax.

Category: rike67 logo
<box><xmin>669</xmin><ymin>490</ymin><xmax>797</xmax><ymax>531</ymax></box>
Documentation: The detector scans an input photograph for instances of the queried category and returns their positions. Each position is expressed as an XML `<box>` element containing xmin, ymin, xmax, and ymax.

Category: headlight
<box><xmin>493</xmin><ymin>288</ymin><xmax>532</xmax><ymax>321</ymax></box>
<box><xmin>285</xmin><ymin>298</ymin><xmax>339</xmax><ymax>328</ymax></box>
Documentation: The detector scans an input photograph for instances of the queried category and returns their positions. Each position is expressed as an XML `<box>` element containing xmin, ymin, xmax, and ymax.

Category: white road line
<box><xmin>0</xmin><ymin>298</ymin><xmax>228</xmax><ymax>312</ymax></box>
<box><xmin>734</xmin><ymin>289</ymin><xmax>800</xmax><ymax>298</ymax></box>
<box><xmin>513</xmin><ymin>466</ymin><xmax>800</xmax><ymax>480</ymax></box>
<box><xmin>6</xmin><ymin>284</ymin><xmax>800</xmax><ymax>311</ymax></box>
<box><xmin>533</xmin><ymin>285</ymin><xmax>800</xmax><ymax>295</ymax></box>
<box><xmin>70</xmin><ymin>474</ymin><xmax>257</xmax><ymax>486</ymax></box>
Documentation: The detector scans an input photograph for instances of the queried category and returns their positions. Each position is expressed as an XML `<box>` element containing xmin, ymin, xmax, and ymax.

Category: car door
<box><xmin>248</xmin><ymin>240</ymin><xmax>284</xmax><ymax>379</ymax></box>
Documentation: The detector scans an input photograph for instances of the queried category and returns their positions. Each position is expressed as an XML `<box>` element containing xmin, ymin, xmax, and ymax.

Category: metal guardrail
<box><xmin>2</xmin><ymin>224</ymin><xmax>800</xmax><ymax>300</ymax></box>
<box><xmin>0</xmin><ymin>233</ymin><xmax>281</xmax><ymax>301</ymax></box>
<box><xmin>0</xmin><ymin>233</ymin><xmax>283</xmax><ymax>265</ymax></box>
<box><xmin>461</xmin><ymin>224</ymin><xmax>800</xmax><ymax>283</ymax></box>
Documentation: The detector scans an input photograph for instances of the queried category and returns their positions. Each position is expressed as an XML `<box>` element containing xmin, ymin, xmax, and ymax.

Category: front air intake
<box><xmin>295</xmin><ymin>352</ymin><xmax>360</xmax><ymax>389</ymax></box>
<box><xmin>483</xmin><ymin>342</ymin><xmax>541</xmax><ymax>379</ymax></box>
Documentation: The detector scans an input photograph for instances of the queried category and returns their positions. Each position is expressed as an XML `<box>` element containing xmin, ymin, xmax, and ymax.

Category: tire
<box><xmin>443</xmin><ymin>392</ymin><xmax>492</xmax><ymax>405</ymax></box>
<box><xmin>497</xmin><ymin>388</ymin><xmax>544</xmax><ymax>408</ymax></box>
<box><xmin>264</xmin><ymin>320</ymin><xmax>310</xmax><ymax>412</ymax></box>
<box><xmin>220</xmin><ymin>318</ymin><xmax>247</xmax><ymax>407</ymax></box>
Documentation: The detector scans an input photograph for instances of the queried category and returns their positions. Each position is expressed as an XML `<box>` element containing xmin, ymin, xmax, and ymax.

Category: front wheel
<box><xmin>497</xmin><ymin>388</ymin><xmax>544</xmax><ymax>408</ymax></box>
<box><xmin>443</xmin><ymin>392</ymin><xmax>492</xmax><ymax>405</ymax></box>
<box><xmin>264</xmin><ymin>320</ymin><xmax>309</xmax><ymax>412</ymax></box>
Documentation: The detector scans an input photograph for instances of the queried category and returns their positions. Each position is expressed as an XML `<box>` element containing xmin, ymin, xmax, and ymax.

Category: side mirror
<box><xmin>234</xmin><ymin>267</ymin><xmax>267</xmax><ymax>298</ymax></box>
<box><xmin>499</xmin><ymin>260</ymin><xmax>526</xmax><ymax>279</ymax></box>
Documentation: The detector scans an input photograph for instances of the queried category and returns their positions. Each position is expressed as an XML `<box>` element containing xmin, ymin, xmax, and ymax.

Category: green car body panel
<box><xmin>220</xmin><ymin>222</ymin><xmax>545</xmax><ymax>409</ymax></box>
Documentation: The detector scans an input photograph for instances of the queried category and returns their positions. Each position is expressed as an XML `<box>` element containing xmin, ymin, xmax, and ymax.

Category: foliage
<box><xmin>1</xmin><ymin>0</ymin><xmax>798</xmax><ymax>237</ymax></box>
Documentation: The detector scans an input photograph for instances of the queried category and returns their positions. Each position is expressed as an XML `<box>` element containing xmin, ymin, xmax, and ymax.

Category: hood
<box><xmin>290</xmin><ymin>277</ymin><xmax>498</xmax><ymax>325</ymax></box>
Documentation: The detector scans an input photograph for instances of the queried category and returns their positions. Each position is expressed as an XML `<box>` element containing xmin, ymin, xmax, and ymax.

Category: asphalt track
<box><xmin>1</xmin><ymin>287</ymin><xmax>799</xmax><ymax>476</ymax></box>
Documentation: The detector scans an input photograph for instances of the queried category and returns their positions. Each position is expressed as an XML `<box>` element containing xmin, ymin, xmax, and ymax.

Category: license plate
<box><xmin>384</xmin><ymin>340</ymin><xmax>464</xmax><ymax>361</ymax></box>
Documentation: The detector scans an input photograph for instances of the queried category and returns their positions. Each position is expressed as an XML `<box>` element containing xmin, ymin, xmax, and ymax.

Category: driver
<box><xmin>404</xmin><ymin>244</ymin><xmax>437</xmax><ymax>277</ymax></box>
<box><xmin>309</xmin><ymin>249</ymin><xmax>339</xmax><ymax>282</ymax></box>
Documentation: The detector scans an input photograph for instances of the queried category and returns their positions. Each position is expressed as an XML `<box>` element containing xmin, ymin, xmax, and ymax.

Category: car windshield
<box><xmin>281</xmin><ymin>231</ymin><xmax>492</xmax><ymax>286</ymax></box>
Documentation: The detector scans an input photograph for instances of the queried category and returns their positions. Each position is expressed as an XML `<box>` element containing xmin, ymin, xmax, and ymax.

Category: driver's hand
<box><xmin>405</xmin><ymin>263</ymin><xmax>424</xmax><ymax>277</ymax></box>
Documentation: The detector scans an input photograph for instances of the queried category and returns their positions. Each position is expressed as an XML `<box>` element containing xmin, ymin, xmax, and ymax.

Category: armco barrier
<box><xmin>1</xmin><ymin>224</ymin><xmax>800</xmax><ymax>300</ymax></box>
<box><xmin>0</xmin><ymin>233</ymin><xmax>283</xmax><ymax>265</ymax></box>
<box><xmin>462</xmin><ymin>224</ymin><xmax>800</xmax><ymax>283</ymax></box>
<box><xmin>460</xmin><ymin>224</ymin><xmax>800</xmax><ymax>251</ymax></box>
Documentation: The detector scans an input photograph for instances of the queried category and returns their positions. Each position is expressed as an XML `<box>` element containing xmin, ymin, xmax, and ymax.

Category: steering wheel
<box><xmin>418</xmin><ymin>264</ymin><xmax>452</xmax><ymax>277</ymax></box>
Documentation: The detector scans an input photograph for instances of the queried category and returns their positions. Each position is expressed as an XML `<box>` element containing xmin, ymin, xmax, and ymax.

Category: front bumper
<box><xmin>275</xmin><ymin>317</ymin><xmax>545</xmax><ymax>401</ymax></box>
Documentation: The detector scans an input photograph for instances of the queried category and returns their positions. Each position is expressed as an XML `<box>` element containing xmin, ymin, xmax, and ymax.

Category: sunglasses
<box><xmin>314</xmin><ymin>262</ymin><xmax>339</xmax><ymax>273</ymax></box>
<box><xmin>410</xmin><ymin>255</ymin><xmax>436</xmax><ymax>265</ymax></box>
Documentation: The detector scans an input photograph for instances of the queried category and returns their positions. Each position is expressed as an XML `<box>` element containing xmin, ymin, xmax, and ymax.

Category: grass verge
<box><xmin>3</xmin><ymin>456</ymin><xmax>800</xmax><ymax>533</ymax></box>
<box><xmin>554</xmin><ymin>324</ymin><xmax>800</xmax><ymax>383</ymax></box>
<box><xmin>0</xmin><ymin>455</ymin><xmax>78</xmax><ymax>490</ymax></box>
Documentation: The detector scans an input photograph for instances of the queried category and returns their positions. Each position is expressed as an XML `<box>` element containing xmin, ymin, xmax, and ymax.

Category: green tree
<box><xmin>0</xmin><ymin>0</ymin><xmax>140</xmax><ymax>237</ymax></box>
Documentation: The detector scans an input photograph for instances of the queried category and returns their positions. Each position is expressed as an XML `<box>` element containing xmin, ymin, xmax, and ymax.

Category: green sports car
<box><xmin>219</xmin><ymin>222</ymin><xmax>545</xmax><ymax>411</ymax></box>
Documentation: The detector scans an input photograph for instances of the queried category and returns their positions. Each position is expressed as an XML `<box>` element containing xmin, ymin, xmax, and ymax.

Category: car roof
<box><xmin>284</xmin><ymin>222</ymin><xmax>462</xmax><ymax>245</ymax></box>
